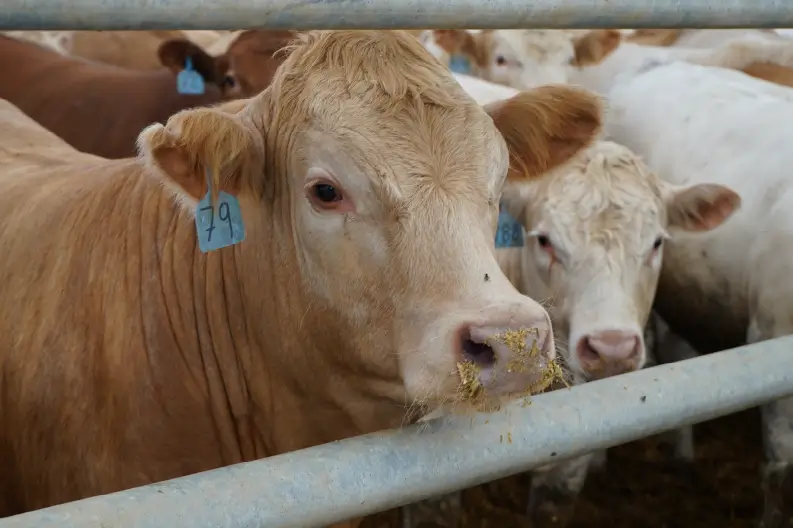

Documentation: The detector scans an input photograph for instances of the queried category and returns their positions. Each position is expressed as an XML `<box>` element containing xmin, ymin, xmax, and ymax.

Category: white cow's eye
<box><xmin>652</xmin><ymin>236</ymin><xmax>664</xmax><ymax>251</ymax></box>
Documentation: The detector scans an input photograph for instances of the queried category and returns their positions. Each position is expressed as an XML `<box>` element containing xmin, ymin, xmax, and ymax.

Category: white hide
<box><xmin>568</xmin><ymin>39</ymin><xmax>793</xmax><ymax>97</ymax></box>
<box><xmin>664</xmin><ymin>29</ymin><xmax>783</xmax><ymax>48</ymax></box>
<box><xmin>450</xmin><ymin>72</ymin><xmax>520</xmax><ymax>105</ymax></box>
<box><xmin>605</xmin><ymin>60</ymin><xmax>792</xmax><ymax>342</ymax></box>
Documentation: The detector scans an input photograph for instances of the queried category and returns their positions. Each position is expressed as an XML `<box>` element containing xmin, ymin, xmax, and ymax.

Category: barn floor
<box><xmin>362</xmin><ymin>407</ymin><xmax>764</xmax><ymax>527</ymax></box>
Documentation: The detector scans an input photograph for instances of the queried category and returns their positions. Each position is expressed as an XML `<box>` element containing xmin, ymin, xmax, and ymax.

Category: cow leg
<box><xmin>328</xmin><ymin>518</ymin><xmax>364</xmax><ymax>528</ymax></box>
<box><xmin>748</xmin><ymin>315</ymin><xmax>793</xmax><ymax>528</ymax></box>
<box><xmin>759</xmin><ymin>397</ymin><xmax>793</xmax><ymax>528</ymax></box>
<box><xmin>399</xmin><ymin>491</ymin><xmax>462</xmax><ymax>528</ymax></box>
<box><xmin>588</xmin><ymin>448</ymin><xmax>608</xmax><ymax>473</ymax></box>
<box><xmin>527</xmin><ymin>454</ymin><xmax>592</xmax><ymax>527</ymax></box>
<box><xmin>646</xmin><ymin>311</ymin><xmax>697</xmax><ymax>462</ymax></box>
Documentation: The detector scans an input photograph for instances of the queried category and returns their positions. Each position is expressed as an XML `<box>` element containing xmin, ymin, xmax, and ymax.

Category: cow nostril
<box><xmin>461</xmin><ymin>338</ymin><xmax>497</xmax><ymax>367</ymax></box>
<box><xmin>580</xmin><ymin>338</ymin><xmax>601</xmax><ymax>362</ymax></box>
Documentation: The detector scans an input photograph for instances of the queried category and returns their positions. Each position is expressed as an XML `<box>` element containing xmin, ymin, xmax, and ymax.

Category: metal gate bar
<box><xmin>0</xmin><ymin>0</ymin><xmax>791</xmax><ymax>31</ymax></box>
<box><xmin>2</xmin><ymin>336</ymin><xmax>792</xmax><ymax>528</ymax></box>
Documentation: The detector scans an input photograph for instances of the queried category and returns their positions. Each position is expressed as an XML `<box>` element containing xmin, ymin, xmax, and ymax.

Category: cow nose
<box><xmin>457</xmin><ymin>314</ymin><xmax>557</xmax><ymax>398</ymax></box>
<box><xmin>461</xmin><ymin>336</ymin><xmax>498</xmax><ymax>367</ymax></box>
<box><xmin>576</xmin><ymin>329</ymin><xmax>642</xmax><ymax>378</ymax></box>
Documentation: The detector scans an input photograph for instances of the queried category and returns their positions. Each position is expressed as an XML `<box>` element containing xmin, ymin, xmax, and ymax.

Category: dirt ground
<box><xmin>362</xmin><ymin>407</ymin><xmax>764</xmax><ymax>527</ymax></box>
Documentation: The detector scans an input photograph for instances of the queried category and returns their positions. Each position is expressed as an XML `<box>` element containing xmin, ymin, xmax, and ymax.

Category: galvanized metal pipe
<box><xmin>2</xmin><ymin>336</ymin><xmax>792</xmax><ymax>528</ymax></box>
<box><xmin>0</xmin><ymin>0</ymin><xmax>791</xmax><ymax>30</ymax></box>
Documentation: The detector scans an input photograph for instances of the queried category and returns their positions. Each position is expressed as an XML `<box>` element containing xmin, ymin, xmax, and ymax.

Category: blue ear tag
<box><xmin>495</xmin><ymin>202</ymin><xmax>524</xmax><ymax>248</ymax></box>
<box><xmin>195</xmin><ymin>170</ymin><xmax>246</xmax><ymax>253</ymax></box>
<box><xmin>177</xmin><ymin>56</ymin><xmax>206</xmax><ymax>95</ymax></box>
<box><xmin>448</xmin><ymin>54</ymin><xmax>472</xmax><ymax>74</ymax></box>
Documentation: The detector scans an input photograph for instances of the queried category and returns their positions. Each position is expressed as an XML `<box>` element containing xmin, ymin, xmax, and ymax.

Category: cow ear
<box><xmin>666</xmin><ymin>183</ymin><xmax>741</xmax><ymax>232</ymax></box>
<box><xmin>572</xmin><ymin>30</ymin><xmax>622</xmax><ymax>66</ymax></box>
<box><xmin>137</xmin><ymin>106</ymin><xmax>264</xmax><ymax>201</ymax></box>
<box><xmin>485</xmin><ymin>85</ymin><xmax>602</xmax><ymax>181</ymax></box>
<box><xmin>158</xmin><ymin>39</ymin><xmax>220</xmax><ymax>83</ymax></box>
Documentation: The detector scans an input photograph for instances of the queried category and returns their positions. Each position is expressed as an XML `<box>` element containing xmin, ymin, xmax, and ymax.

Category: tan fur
<box><xmin>740</xmin><ymin>61</ymin><xmax>793</xmax><ymax>88</ymax></box>
<box><xmin>485</xmin><ymin>86</ymin><xmax>603</xmax><ymax>180</ymax></box>
<box><xmin>625</xmin><ymin>29</ymin><xmax>684</xmax><ymax>47</ymax></box>
<box><xmin>572</xmin><ymin>30</ymin><xmax>622</xmax><ymax>66</ymax></box>
<box><xmin>0</xmin><ymin>30</ymin><xmax>601</xmax><ymax>518</ymax></box>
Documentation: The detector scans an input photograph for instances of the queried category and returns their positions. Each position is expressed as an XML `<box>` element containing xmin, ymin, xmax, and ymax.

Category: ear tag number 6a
<box><xmin>495</xmin><ymin>202</ymin><xmax>524</xmax><ymax>248</ymax></box>
<box><xmin>195</xmin><ymin>170</ymin><xmax>246</xmax><ymax>253</ymax></box>
<box><xmin>177</xmin><ymin>56</ymin><xmax>206</xmax><ymax>95</ymax></box>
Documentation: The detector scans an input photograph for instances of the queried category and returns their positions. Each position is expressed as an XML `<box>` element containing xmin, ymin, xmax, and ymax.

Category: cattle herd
<box><xmin>0</xmin><ymin>26</ymin><xmax>790</xmax><ymax>528</ymax></box>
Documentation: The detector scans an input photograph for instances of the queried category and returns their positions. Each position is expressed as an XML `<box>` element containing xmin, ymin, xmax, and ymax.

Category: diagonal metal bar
<box><xmin>1</xmin><ymin>336</ymin><xmax>792</xmax><ymax>528</ymax></box>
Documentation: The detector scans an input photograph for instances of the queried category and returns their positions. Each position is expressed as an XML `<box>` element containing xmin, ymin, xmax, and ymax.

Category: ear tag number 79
<box><xmin>195</xmin><ymin>170</ymin><xmax>246</xmax><ymax>253</ymax></box>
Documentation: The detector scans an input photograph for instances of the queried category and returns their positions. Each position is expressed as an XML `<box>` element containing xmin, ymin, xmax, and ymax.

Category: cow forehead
<box><xmin>270</xmin><ymin>30</ymin><xmax>508</xmax><ymax>191</ymax></box>
<box><xmin>495</xmin><ymin>30</ymin><xmax>578</xmax><ymax>60</ymax></box>
<box><xmin>539</xmin><ymin>143</ymin><xmax>665</xmax><ymax>242</ymax></box>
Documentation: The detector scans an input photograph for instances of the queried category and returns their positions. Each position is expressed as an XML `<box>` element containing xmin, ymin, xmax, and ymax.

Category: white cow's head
<box><xmin>419</xmin><ymin>29</ymin><xmax>625</xmax><ymax>90</ymax></box>
<box><xmin>502</xmin><ymin>141</ymin><xmax>740</xmax><ymax>381</ymax></box>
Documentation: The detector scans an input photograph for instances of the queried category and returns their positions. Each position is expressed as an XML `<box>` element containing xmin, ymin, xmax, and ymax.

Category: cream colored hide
<box><xmin>501</xmin><ymin>140</ymin><xmax>737</xmax><ymax>381</ymax></box>
<box><xmin>402</xmin><ymin>72</ymin><xmax>721</xmax><ymax>528</ymax></box>
<box><xmin>494</xmin><ymin>141</ymin><xmax>738</xmax><ymax>528</ymax></box>
<box><xmin>604</xmin><ymin>59</ymin><xmax>793</xmax><ymax>525</ymax></box>
<box><xmin>422</xmin><ymin>28</ymin><xmax>793</xmax><ymax>97</ymax></box>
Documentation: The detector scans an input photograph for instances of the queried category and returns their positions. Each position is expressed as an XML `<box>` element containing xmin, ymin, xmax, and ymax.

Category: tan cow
<box><xmin>0</xmin><ymin>30</ymin><xmax>603</xmax><ymax>524</ymax></box>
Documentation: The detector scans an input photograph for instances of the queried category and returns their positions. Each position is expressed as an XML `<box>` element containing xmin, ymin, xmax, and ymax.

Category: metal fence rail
<box><xmin>2</xmin><ymin>336</ymin><xmax>792</xmax><ymax>528</ymax></box>
<box><xmin>0</xmin><ymin>0</ymin><xmax>791</xmax><ymax>30</ymax></box>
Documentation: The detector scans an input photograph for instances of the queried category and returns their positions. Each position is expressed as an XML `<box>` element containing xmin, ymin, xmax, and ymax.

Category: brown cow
<box><xmin>0</xmin><ymin>30</ymin><xmax>294</xmax><ymax>159</ymax></box>
<box><xmin>2</xmin><ymin>30</ymin><xmax>231</xmax><ymax>71</ymax></box>
<box><xmin>0</xmin><ymin>30</ymin><xmax>602</xmax><ymax>525</ymax></box>
<box><xmin>69</xmin><ymin>30</ymin><xmax>230</xmax><ymax>71</ymax></box>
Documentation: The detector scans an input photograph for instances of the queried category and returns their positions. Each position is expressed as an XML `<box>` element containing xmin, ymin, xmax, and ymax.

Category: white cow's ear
<box><xmin>571</xmin><ymin>30</ymin><xmax>622</xmax><ymax>66</ymax></box>
<box><xmin>136</xmin><ymin>105</ymin><xmax>264</xmax><ymax>201</ymax></box>
<box><xmin>665</xmin><ymin>183</ymin><xmax>741</xmax><ymax>232</ymax></box>
<box><xmin>485</xmin><ymin>84</ymin><xmax>602</xmax><ymax>181</ymax></box>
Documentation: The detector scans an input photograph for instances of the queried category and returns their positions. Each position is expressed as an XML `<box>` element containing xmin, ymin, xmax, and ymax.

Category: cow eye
<box><xmin>652</xmin><ymin>236</ymin><xmax>664</xmax><ymax>251</ymax></box>
<box><xmin>495</xmin><ymin>55</ymin><xmax>507</xmax><ymax>66</ymax></box>
<box><xmin>221</xmin><ymin>75</ymin><xmax>236</xmax><ymax>88</ymax></box>
<box><xmin>537</xmin><ymin>234</ymin><xmax>551</xmax><ymax>248</ymax></box>
<box><xmin>312</xmin><ymin>183</ymin><xmax>342</xmax><ymax>202</ymax></box>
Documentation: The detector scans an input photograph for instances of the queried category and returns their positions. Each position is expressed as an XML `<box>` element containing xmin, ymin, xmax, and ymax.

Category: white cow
<box><xmin>422</xmin><ymin>29</ymin><xmax>793</xmax><ymax>96</ymax></box>
<box><xmin>604</xmin><ymin>58</ymin><xmax>793</xmax><ymax>527</ymax></box>
<box><xmin>404</xmin><ymin>74</ymin><xmax>731</xmax><ymax>527</ymax></box>
<box><xmin>624</xmin><ymin>28</ymin><xmax>783</xmax><ymax>48</ymax></box>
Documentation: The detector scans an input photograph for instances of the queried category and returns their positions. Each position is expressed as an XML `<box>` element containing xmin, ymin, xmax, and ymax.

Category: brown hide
<box><xmin>0</xmin><ymin>35</ymin><xmax>224</xmax><ymax>158</ymax></box>
<box><xmin>0</xmin><ymin>32</ymin><xmax>293</xmax><ymax>158</ymax></box>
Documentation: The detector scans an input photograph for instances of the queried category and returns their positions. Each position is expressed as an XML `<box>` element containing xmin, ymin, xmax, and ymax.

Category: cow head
<box><xmin>158</xmin><ymin>29</ymin><xmax>295</xmax><ymax>98</ymax></box>
<box><xmin>138</xmin><ymin>30</ymin><xmax>604</xmax><ymax>419</ymax></box>
<box><xmin>421</xmin><ymin>29</ymin><xmax>624</xmax><ymax>90</ymax></box>
<box><xmin>501</xmin><ymin>141</ymin><xmax>740</xmax><ymax>381</ymax></box>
